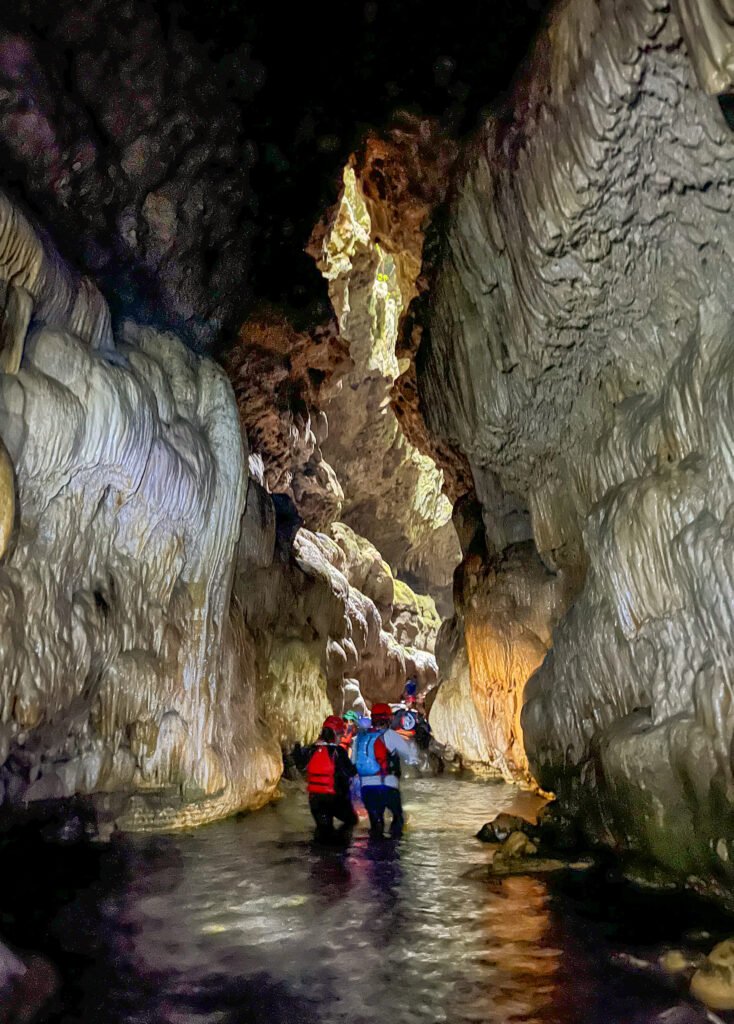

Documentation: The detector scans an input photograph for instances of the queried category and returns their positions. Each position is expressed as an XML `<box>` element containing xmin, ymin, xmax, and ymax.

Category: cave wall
<box><xmin>310</xmin><ymin>133</ymin><xmax>462</xmax><ymax>605</ymax></box>
<box><xmin>421</xmin><ymin>0</ymin><xmax>734</xmax><ymax>883</ymax></box>
<box><xmin>237</xmin><ymin>503</ymin><xmax>438</xmax><ymax>748</ymax></box>
<box><xmin>0</xmin><ymin>183</ymin><xmax>438</xmax><ymax>832</ymax></box>
<box><xmin>0</xmin><ymin>1</ymin><xmax>263</xmax><ymax>347</ymax></box>
<box><xmin>429</xmin><ymin>501</ymin><xmax>571</xmax><ymax>779</ymax></box>
<box><xmin>0</xmin><ymin>219</ymin><xmax>282</xmax><ymax>828</ymax></box>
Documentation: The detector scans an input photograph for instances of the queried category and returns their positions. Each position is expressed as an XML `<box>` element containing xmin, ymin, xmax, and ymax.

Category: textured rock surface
<box><xmin>430</xmin><ymin>502</ymin><xmax>572</xmax><ymax>779</ymax></box>
<box><xmin>422</xmin><ymin>0</ymin><xmax>734</xmax><ymax>884</ymax></box>
<box><xmin>0</xmin><ymin>200</ymin><xmax>282</xmax><ymax>828</ymax></box>
<box><xmin>227</xmin><ymin>315</ymin><xmax>349</xmax><ymax>532</ymax></box>
<box><xmin>3</xmin><ymin>324</ymin><xmax>281</xmax><ymax>828</ymax></box>
<box><xmin>238</xmin><ymin>506</ymin><xmax>438</xmax><ymax>746</ymax></box>
<box><xmin>327</xmin><ymin>520</ymin><xmax>441</xmax><ymax>648</ymax></box>
<box><xmin>310</xmin><ymin>131</ymin><xmax>462</xmax><ymax>601</ymax></box>
<box><xmin>0</xmin><ymin>183</ymin><xmax>439</xmax><ymax>827</ymax></box>
<box><xmin>0</xmin><ymin>2</ymin><xmax>263</xmax><ymax>347</ymax></box>
<box><xmin>0</xmin><ymin>189</ymin><xmax>112</xmax><ymax>374</ymax></box>
<box><xmin>430</xmin><ymin>616</ymin><xmax>494</xmax><ymax>768</ymax></box>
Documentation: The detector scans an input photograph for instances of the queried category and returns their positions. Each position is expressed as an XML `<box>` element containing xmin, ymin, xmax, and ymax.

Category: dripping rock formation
<box><xmin>0</xmin><ymin>189</ymin><xmax>435</xmax><ymax>832</ymax></box>
<box><xmin>421</xmin><ymin>0</ymin><xmax>734</xmax><ymax>887</ymax></box>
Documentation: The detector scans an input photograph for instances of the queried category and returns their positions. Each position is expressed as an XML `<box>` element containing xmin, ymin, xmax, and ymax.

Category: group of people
<box><xmin>304</xmin><ymin>680</ymin><xmax>432</xmax><ymax>840</ymax></box>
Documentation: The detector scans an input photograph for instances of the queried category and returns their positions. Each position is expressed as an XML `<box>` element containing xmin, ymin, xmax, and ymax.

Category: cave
<box><xmin>2</xmin><ymin>1</ymin><xmax>734</xmax><ymax>1021</ymax></box>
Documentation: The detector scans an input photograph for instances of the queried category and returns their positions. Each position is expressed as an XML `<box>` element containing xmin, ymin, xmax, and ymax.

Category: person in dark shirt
<box><xmin>305</xmin><ymin>717</ymin><xmax>358</xmax><ymax>838</ymax></box>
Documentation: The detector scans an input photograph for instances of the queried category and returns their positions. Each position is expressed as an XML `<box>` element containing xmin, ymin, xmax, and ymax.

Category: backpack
<box><xmin>354</xmin><ymin>730</ymin><xmax>388</xmax><ymax>777</ymax></box>
<box><xmin>306</xmin><ymin>744</ymin><xmax>337</xmax><ymax>795</ymax></box>
<box><xmin>415</xmin><ymin>715</ymin><xmax>431</xmax><ymax>750</ymax></box>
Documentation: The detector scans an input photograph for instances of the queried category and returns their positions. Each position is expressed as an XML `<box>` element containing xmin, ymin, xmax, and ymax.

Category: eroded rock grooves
<box><xmin>0</xmin><ymin>187</ymin><xmax>438</xmax><ymax>831</ymax></box>
<box><xmin>422</xmin><ymin>0</ymin><xmax>734</xmax><ymax>886</ymax></box>
<box><xmin>4</xmin><ymin>0</ymin><xmax>734</xmax><ymax>920</ymax></box>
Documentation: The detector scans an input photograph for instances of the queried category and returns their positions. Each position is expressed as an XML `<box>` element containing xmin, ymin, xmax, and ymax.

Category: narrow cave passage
<box><xmin>3</xmin><ymin>0</ymin><xmax>734</xmax><ymax>1022</ymax></box>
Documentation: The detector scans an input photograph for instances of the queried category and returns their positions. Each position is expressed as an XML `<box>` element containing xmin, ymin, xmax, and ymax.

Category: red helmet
<box><xmin>370</xmin><ymin>703</ymin><xmax>392</xmax><ymax>719</ymax></box>
<box><xmin>323</xmin><ymin>715</ymin><xmax>344</xmax><ymax>732</ymax></box>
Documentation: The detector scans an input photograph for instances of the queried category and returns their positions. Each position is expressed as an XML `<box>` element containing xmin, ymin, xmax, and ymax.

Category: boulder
<box><xmin>691</xmin><ymin>940</ymin><xmax>734</xmax><ymax>1011</ymax></box>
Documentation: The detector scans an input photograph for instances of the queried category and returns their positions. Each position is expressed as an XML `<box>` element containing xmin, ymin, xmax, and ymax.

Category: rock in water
<box><xmin>690</xmin><ymin>939</ymin><xmax>734</xmax><ymax>1010</ymax></box>
<box><xmin>476</xmin><ymin>813</ymin><xmax>532</xmax><ymax>843</ymax></box>
<box><xmin>491</xmin><ymin>830</ymin><xmax>539</xmax><ymax>871</ymax></box>
<box><xmin>659</xmin><ymin>950</ymin><xmax>692</xmax><ymax>975</ymax></box>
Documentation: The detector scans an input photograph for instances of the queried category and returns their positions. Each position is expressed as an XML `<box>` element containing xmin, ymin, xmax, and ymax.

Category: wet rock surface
<box><xmin>421</xmin><ymin>0</ymin><xmax>734</xmax><ymax>891</ymax></box>
<box><xmin>0</xmin><ymin>193</ymin><xmax>283</xmax><ymax>829</ymax></box>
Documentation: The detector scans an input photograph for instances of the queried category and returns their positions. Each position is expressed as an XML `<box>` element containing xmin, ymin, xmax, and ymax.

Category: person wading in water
<box><xmin>306</xmin><ymin>716</ymin><xmax>359</xmax><ymax>840</ymax></box>
<box><xmin>352</xmin><ymin>702</ymin><xmax>418</xmax><ymax>839</ymax></box>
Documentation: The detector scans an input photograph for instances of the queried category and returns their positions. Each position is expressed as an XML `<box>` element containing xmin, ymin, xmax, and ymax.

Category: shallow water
<box><xmin>4</xmin><ymin>776</ymin><xmax>732</xmax><ymax>1023</ymax></box>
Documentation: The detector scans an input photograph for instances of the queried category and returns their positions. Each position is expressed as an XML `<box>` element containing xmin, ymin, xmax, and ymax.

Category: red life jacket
<box><xmin>306</xmin><ymin>743</ymin><xmax>337</xmax><ymax>795</ymax></box>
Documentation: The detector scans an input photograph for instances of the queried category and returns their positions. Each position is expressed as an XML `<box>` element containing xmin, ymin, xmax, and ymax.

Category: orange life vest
<box><xmin>339</xmin><ymin>723</ymin><xmax>357</xmax><ymax>751</ymax></box>
<box><xmin>306</xmin><ymin>743</ymin><xmax>337</xmax><ymax>795</ymax></box>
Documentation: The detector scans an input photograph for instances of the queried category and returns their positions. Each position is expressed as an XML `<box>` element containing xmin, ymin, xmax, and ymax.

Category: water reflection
<box><xmin>2</xmin><ymin>777</ymin><xmax>722</xmax><ymax>1023</ymax></box>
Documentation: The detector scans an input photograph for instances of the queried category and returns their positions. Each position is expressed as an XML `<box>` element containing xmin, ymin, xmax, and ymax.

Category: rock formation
<box><xmin>430</xmin><ymin>500</ymin><xmax>572</xmax><ymax>778</ymax></box>
<box><xmin>0</xmin><ymin>286</ymin><xmax>285</xmax><ymax>828</ymax></box>
<box><xmin>238</xmin><ymin>505</ymin><xmax>438</xmax><ymax>748</ymax></box>
<box><xmin>227</xmin><ymin>315</ymin><xmax>349</xmax><ymax>533</ymax></box>
<box><xmin>0</xmin><ymin>3</ymin><xmax>266</xmax><ymax>347</ymax></box>
<box><xmin>0</xmin><ymin>186</ymin><xmax>436</xmax><ymax>831</ymax></box>
<box><xmin>421</xmin><ymin>0</ymin><xmax>734</xmax><ymax>886</ymax></box>
<box><xmin>309</xmin><ymin>129</ymin><xmax>462</xmax><ymax>607</ymax></box>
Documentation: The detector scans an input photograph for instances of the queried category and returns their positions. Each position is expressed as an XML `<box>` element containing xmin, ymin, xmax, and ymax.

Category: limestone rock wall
<box><xmin>0</xmin><ymin>174</ymin><xmax>438</xmax><ymax>824</ymax></box>
<box><xmin>429</xmin><ymin>616</ymin><xmax>494</xmax><ymax>768</ymax></box>
<box><xmin>422</xmin><ymin>0</ymin><xmax>734</xmax><ymax>885</ymax></box>
<box><xmin>310</xmin><ymin>132</ymin><xmax>462</xmax><ymax>603</ymax></box>
<box><xmin>0</xmin><ymin>191</ymin><xmax>283</xmax><ymax>829</ymax></box>
<box><xmin>226</xmin><ymin>316</ymin><xmax>349</xmax><ymax>534</ymax></box>
<box><xmin>0</xmin><ymin>320</ymin><xmax>282</xmax><ymax>829</ymax></box>
<box><xmin>429</xmin><ymin>502</ymin><xmax>572</xmax><ymax>779</ymax></box>
<box><xmin>238</xmin><ymin>506</ymin><xmax>438</xmax><ymax>748</ymax></box>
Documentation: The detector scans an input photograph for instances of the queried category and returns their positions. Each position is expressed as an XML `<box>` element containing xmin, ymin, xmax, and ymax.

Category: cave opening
<box><xmin>3</xmin><ymin>0</ymin><xmax>734</xmax><ymax>1020</ymax></box>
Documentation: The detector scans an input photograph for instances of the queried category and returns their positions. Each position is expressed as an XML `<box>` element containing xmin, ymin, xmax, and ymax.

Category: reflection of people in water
<box><xmin>359</xmin><ymin>836</ymin><xmax>404</xmax><ymax>947</ymax></box>
<box><xmin>306</xmin><ymin>846</ymin><xmax>354</xmax><ymax>905</ymax></box>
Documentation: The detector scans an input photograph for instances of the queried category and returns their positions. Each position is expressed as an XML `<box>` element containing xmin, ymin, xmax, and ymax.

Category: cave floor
<box><xmin>4</xmin><ymin>776</ymin><xmax>734</xmax><ymax>1023</ymax></box>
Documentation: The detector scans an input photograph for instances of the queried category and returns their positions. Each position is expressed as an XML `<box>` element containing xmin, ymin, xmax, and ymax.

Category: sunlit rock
<box><xmin>310</xmin><ymin>136</ymin><xmax>462</xmax><ymax>602</ymax></box>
